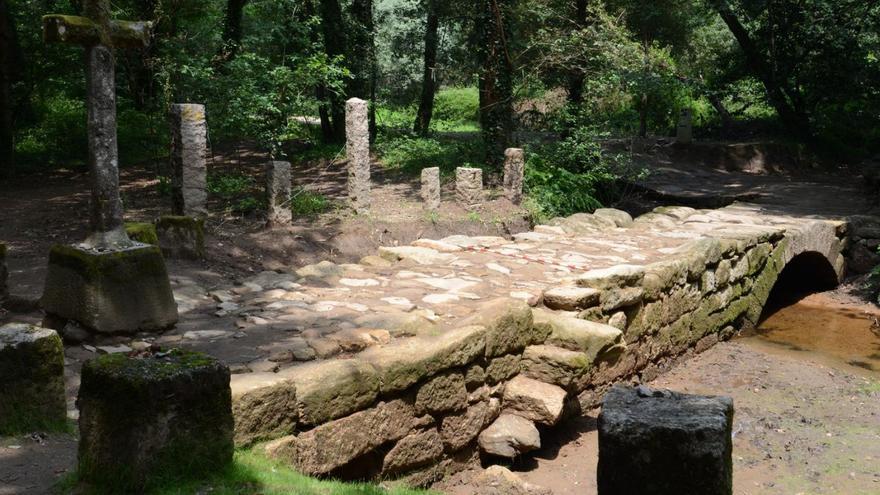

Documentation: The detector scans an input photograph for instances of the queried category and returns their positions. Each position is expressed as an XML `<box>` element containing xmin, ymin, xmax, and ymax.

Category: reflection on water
<box><xmin>742</xmin><ymin>293</ymin><xmax>880</xmax><ymax>374</ymax></box>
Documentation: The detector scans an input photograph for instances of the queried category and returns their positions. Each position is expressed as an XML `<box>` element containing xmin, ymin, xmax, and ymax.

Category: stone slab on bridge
<box><xmin>205</xmin><ymin>201</ymin><xmax>853</xmax><ymax>482</ymax></box>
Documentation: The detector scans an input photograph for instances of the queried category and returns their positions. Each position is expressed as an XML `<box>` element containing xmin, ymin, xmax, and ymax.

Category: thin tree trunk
<box><xmin>710</xmin><ymin>0</ymin><xmax>812</xmax><ymax>139</ymax></box>
<box><xmin>566</xmin><ymin>0</ymin><xmax>589</xmax><ymax>105</ymax></box>
<box><xmin>477</xmin><ymin>0</ymin><xmax>514</xmax><ymax>167</ymax></box>
<box><xmin>0</xmin><ymin>0</ymin><xmax>21</xmax><ymax>175</ymax></box>
<box><xmin>319</xmin><ymin>0</ymin><xmax>347</xmax><ymax>141</ymax></box>
<box><xmin>219</xmin><ymin>0</ymin><xmax>249</xmax><ymax>63</ymax></box>
<box><xmin>349</xmin><ymin>0</ymin><xmax>376</xmax><ymax>141</ymax></box>
<box><xmin>414</xmin><ymin>0</ymin><xmax>440</xmax><ymax>136</ymax></box>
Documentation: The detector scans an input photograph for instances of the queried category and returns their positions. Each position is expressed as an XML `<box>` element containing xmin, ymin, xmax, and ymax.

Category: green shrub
<box><xmin>208</xmin><ymin>174</ymin><xmax>255</xmax><ymax>199</ymax></box>
<box><xmin>377</xmin><ymin>135</ymin><xmax>486</xmax><ymax>175</ymax></box>
<box><xmin>290</xmin><ymin>189</ymin><xmax>332</xmax><ymax>217</ymax></box>
<box><xmin>15</xmin><ymin>95</ymin><xmax>87</xmax><ymax>168</ymax></box>
<box><xmin>433</xmin><ymin>87</ymin><xmax>480</xmax><ymax>127</ymax></box>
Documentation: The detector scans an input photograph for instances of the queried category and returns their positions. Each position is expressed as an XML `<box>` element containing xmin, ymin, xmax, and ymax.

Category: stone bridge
<box><xmin>225</xmin><ymin>202</ymin><xmax>856</xmax><ymax>483</ymax></box>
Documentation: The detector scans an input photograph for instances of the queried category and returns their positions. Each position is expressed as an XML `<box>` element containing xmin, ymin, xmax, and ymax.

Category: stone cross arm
<box><xmin>43</xmin><ymin>15</ymin><xmax>151</xmax><ymax>49</ymax></box>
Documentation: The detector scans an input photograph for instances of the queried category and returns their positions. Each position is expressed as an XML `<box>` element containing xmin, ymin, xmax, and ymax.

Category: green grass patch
<box><xmin>376</xmin><ymin>87</ymin><xmax>480</xmax><ymax>133</ymax></box>
<box><xmin>376</xmin><ymin>135</ymin><xmax>486</xmax><ymax>176</ymax></box>
<box><xmin>57</xmin><ymin>449</ymin><xmax>436</xmax><ymax>495</ymax></box>
<box><xmin>208</xmin><ymin>173</ymin><xmax>256</xmax><ymax>199</ymax></box>
<box><xmin>291</xmin><ymin>189</ymin><xmax>333</xmax><ymax>218</ymax></box>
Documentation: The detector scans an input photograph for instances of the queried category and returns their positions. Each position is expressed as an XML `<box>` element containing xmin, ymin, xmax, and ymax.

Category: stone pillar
<box><xmin>170</xmin><ymin>103</ymin><xmax>208</xmax><ymax>218</ymax></box>
<box><xmin>0</xmin><ymin>242</ymin><xmax>7</xmax><ymax>302</ymax></box>
<box><xmin>421</xmin><ymin>167</ymin><xmax>441</xmax><ymax>211</ymax></box>
<box><xmin>266</xmin><ymin>161</ymin><xmax>292</xmax><ymax>226</ymax></box>
<box><xmin>455</xmin><ymin>167</ymin><xmax>483</xmax><ymax>209</ymax></box>
<box><xmin>676</xmin><ymin>108</ymin><xmax>693</xmax><ymax>144</ymax></box>
<box><xmin>346</xmin><ymin>98</ymin><xmax>371</xmax><ymax>214</ymax></box>
<box><xmin>598</xmin><ymin>385</ymin><xmax>734</xmax><ymax>495</ymax></box>
<box><xmin>0</xmin><ymin>323</ymin><xmax>66</xmax><ymax>434</ymax></box>
<box><xmin>503</xmin><ymin>148</ymin><xmax>525</xmax><ymax>205</ymax></box>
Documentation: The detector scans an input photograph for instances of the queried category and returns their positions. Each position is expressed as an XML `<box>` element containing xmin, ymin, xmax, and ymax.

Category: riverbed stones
<box><xmin>266</xmin><ymin>161</ymin><xmax>293</xmax><ymax>226</ymax></box>
<box><xmin>169</xmin><ymin>103</ymin><xmax>208</xmax><ymax>218</ymax></box>
<box><xmin>421</xmin><ymin>167</ymin><xmax>441</xmax><ymax>210</ymax></box>
<box><xmin>503</xmin><ymin>148</ymin><xmax>525</xmax><ymax>204</ymax></box>
<box><xmin>41</xmin><ymin>244</ymin><xmax>178</xmax><ymax>334</ymax></box>
<box><xmin>78</xmin><ymin>350</ymin><xmax>233</xmax><ymax>490</ymax></box>
<box><xmin>598</xmin><ymin>385</ymin><xmax>734</xmax><ymax>495</ymax></box>
<box><xmin>0</xmin><ymin>323</ymin><xmax>66</xmax><ymax>434</ymax></box>
<box><xmin>346</xmin><ymin>97</ymin><xmax>371</xmax><ymax>214</ymax></box>
<box><xmin>456</xmin><ymin>167</ymin><xmax>484</xmax><ymax>209</ymax></box>
<box><xmin>478</xmin><ymin>413</ymin><xmax>541</xmax><ymax>458</ymax></box>
<box><xmin>502</xmin><ymin>375</ymin><xmax>566</xmax><ymax>425</ymax></box>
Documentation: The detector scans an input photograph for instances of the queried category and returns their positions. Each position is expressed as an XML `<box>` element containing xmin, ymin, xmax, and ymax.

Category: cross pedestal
<box><xmin>39</xmin><ymin>1</ymin><xmax>177</xmax><ymax>334</ymax></box>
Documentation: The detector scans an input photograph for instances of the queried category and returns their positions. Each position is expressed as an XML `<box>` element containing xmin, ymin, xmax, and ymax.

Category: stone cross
<box><xmin>345</xmin><ymin>98</ymin><xmax>371</xmax><ymax>214</ymax></box>
<box><xmin>677</xmin><ymin>108</ymin><xmax>693</xmax><ymax>144</ymax></box>
<box><xmin>266</xmin><ymin>161</ymin><xmax>293</xmax><ymax>226</ymax></box>
<box><xmin>170</xmin><ymin>104</ymin><xmax>208</xmax><ymax>218</ymax></box>
<box><xmin>43</xmin><ymin>1</ymin><xmax>151</xmax><ymax>249</ymax></box>
<box><xmin>420</xmin><ymin>167</ymin><xmax>441</xmax><ymax>211</ymax></box>
<box><xmin>503</xmin><ymin>148</ymin><xmax>525</xmax><ymax>205</ymax></box>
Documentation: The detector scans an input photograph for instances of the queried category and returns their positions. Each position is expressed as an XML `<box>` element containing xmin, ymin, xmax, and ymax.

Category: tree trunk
<box><xmin>0</xmin><ymin>0</ymin><xmax>21</xmax><ymax>175</ymax></box>
<box><xmin>219</xmin><ymin>0</ymin><xmax>249</xmax><ymax>63</ymax></box>
<box><xmin>710</xmin><ymin>0</ymin><xmax>812</xmax><ymax>139</ymax></box>
<box><xmin>476</xmin><ymin>0</ymin><xmax>515</xmax><ymax>167</ymax></box>
<box><xmin>566</xmin><ymin>0</ymin><xmax>589</xmax><ymax>105</ymax></box>
<box><xmin>319</xmin><ymin>0</ymin><xmax>347</xmax><ymax>141</ymax></box>
<box><xmin>414</xmin><ymin>0</ymin><xmax>440</xmax><ymax>136</ymax></box>
<box><xmin>349</xmin><ymin>0</ymin><xmax>376</xmax><ymax>141</ymax></box>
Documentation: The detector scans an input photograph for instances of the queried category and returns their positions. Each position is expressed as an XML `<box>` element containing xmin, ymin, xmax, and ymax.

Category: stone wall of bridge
<box><xmin>229</xmin><ymin>204</ymin><xmax>848</xmax><ymax>483</ymax></box>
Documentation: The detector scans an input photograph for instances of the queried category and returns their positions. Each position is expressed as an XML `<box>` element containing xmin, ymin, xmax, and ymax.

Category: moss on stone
<box><xmin>47</xmin><ymin>243</ymin><xmax>168</xmax><ymax>285</ymax></box>
<box><xmin>124</xmin><ymin>222</ymin><xmax>158</xmax><ymax>245</ymax></box>
<box><xmin>156</xmin><ymin>215</ymin><xmax>205</xmax><ymax>259</ymax></box>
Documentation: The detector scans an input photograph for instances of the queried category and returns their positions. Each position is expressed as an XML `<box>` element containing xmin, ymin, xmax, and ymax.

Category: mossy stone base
<box><xmin>78</xmin><ymin>350</ymin><xmax>233</xmax><ymax>492</ymax></box>
<box><xmin>41</xmin><ymin>244</ymin><xmax>178</xmax><ymax>334</ymax></box>
<box><xmin>0</xmin><ymin>323</ymin><xmax>67</xmax><ymax>435</ymax></box>
<box><xmin>124</xmin><ymin>222</ymin><xmax>159</xmax><ymax>245</ymax></box>
<box><xmin>156</xmin><ymin>216</ymin><xmax>205</xmax><ymax>260</ymax></box>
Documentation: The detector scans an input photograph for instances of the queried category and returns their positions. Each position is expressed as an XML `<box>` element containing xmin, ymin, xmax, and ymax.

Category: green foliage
<box><xmin>290</xmin><ymin>189</ymin><xmax>333</xmax><ymax>218</ymax></box>
<box><xmin>57</xmin><ymin>448</ymin><xmax>434</xmax><ymax>495</ymax></box>
<box><xmin>376</xmin><ymin>87</ymin><xmax>480</xmax><ymax>132</ymax></box>
<box><xmin>376</xmin><ymin>135</ymin><xmax>486</xmax><ymax>174</ymax></box>
<box><xmin>208</xmin><ymin>174</ymin><xmax>254</xmax><ymax>199</ymax></box>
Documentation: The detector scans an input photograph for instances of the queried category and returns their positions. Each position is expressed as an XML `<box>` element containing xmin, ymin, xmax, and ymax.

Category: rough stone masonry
<box><xmin>346</xmin><ymin>98</ymin><xmax>371</xmax><ymax>214</ymax></box>
<box><xmin>421</xmin><ymin>167</ymin><xmax>441</xmax><ymax>211</ymax></box>
<box><xmin>170</xmin><ymin>103</ymin><xmax>208</xmax><ymax>218</ymax></box>
<box><xmin>266</xmin><ymin>161</ymin><xmax>293</xmax><ymax>226</ymax></box>
<box><xmin>456</xmin><ymin>167</ymin><xmax>483</xmax><ymax>209</ymax></box>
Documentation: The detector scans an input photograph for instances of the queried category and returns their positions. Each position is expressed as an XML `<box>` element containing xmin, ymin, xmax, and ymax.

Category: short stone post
<box><xmin>169</xmin><ymin>103</ymin><xmax>208</xmax><ymax>218</ymax></box>
<box><xmin>0</xmin><ymin>323</ymin><xmax>67</xmax><ymax>434</ymax></box>
<box><xmin>455</xmin><ymin>167</ymin><xmax>483</xmax><ymax>209</ymax></box>
<box><xmin>266</xmin><ymin>161</ymin><xmax>293</xmax><ymax>226</ymax></box>
<box><xmin>676</xmin><ymin>108</ymin><xmax>693</xmax><ymax>144</ymax></box>
<box><xmin>346</xmin><ymin>98</ymin><xmax>371</xmax><ymax>214</ymax></box>
<box><xmin>598</xmin><ymin>385</ymin><xmax>734</xmax><ymax>495</ymax></box>
<box><xmin>503</xmin><ymin>148</ymin><xmax>525</xmax><ymax>205</ymax></box>
<box><xmin>77</xmin><ymin>349</ymin><xmax>233</xmax><ymax>490</ymax></box>
<box><xmin>421</xmin><ymin>167</ymin><xmax>441</xmax><ymax>211</ymax></box>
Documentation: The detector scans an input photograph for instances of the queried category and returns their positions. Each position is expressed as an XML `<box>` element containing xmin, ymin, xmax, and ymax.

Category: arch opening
<box><xmin>760</xmin><ymin>251</ymin><xmax>840</xmax><ymax>322</ymax></box>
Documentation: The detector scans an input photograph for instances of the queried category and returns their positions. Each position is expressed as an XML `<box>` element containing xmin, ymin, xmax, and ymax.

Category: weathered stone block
<box><xmin>478</xmin><ymin>413</ymin><xmax>540</xmax><ymax>458</ymax></box>
<box><xmin>460</xmin><ymin>299</ymin><xmax>540</xmax><ymax>358</ymax></box>
<box><xmin>267</xmin><ymin>399</ymin><xmax>415</xmax><ymax>476</ymax></box>
<box><xmin>78</xmin><ymin>350</ymin><xmax>233</xmax><ymax>490</ymax></box>
<box><xmin>421</xmin><ymin>167</ymin><xmax>441</xmax><ymax>211</ymax></box>
<box><xmin>382</xmin><ymin>428</ymin><xmax>444</xmax><ymax>475</ymax></box>
<box><xmin>455</xmin><ymin>167</ymin><xmax>483</xmax><ymax>208</ymax></box>
<box><xmin>542</xmin><ymin>286</ymin><xmax>600</xmax><ymax>311</ymax></box>
<box><xmin>578</xmin><ymin>264</ymin><xmax>645</xmax><ymax>289</ymax></box>
<box><xmin>440</xmin><ymin>399</ymin><xmax>500</xmax><ymax>451</ymax></box>
<box><xmin>486</xmin><ymin>353</ymin><xmax>522</xmax><ymax>383</ymax></box>
<box><xmin>502</xmin><ymin>375</ymin><xmax>566</xmax><ymax>425</ymax></box>
<box><xmin>41</xmin><ymin>244</ymin><xmax>178</xmax><ymax>334</ymax></box>
<box><xmin>521</xmin><ymin>344</ymin><xmax>590</xmax><ymax>388</ymax></box>
<box><xmin>415</xmin><ymin>372</ymin><xmax>468</xmax><ymax>415</ymax></box>
<box><xmin>346</xmin><ymin>98</ymin><xmax>371</xmax><ymax>214</ymax></box>
<box><xmin>471</xmin><ymin>465</ymin><xmax>552</xmax><ymax>495</ymax></box>
<box><xmin>124</xmin><ymin>222</ymin><xmax>158</xmax><ymax>245</ymax></box>
<box><xmin>593</xmin><ymin>208</ymin><xmax>633</xmax><ymax>227</ymax></box>
<box><xmin>266</xmin><ymin>161</ymin><xmax>292</xmax><ymax>226</ymax></box>
<box><xmin>156</xmin><ymin>215</ymin><xmax>205</xmax><ymax>260</ymax></box>
<box><xmin>0</xmin><ymin>323</ymin><xmax>66</xmax><ymax>434</ymax></box>
<box><xmin>598</xmin><ymin>385</ymin><xmax>733</xmax><ymax>495</ymax></box>
<box><xmin>169</xmin><ymin>103</ymin><xmax>208</xmax><ymax>218</ymax></box>
<box><xmin>533</xmin><ymin>309</ymin><xmax>624</xmax><ymax>364</ymax></box>
<box><xmin>287</xmin><ymin>359</ymin><xmax>379</xmax><ymax>426</ymax></box>
<box><xmin>503</xmin><ymin>148</ymin><xmax>525</xmax><ymax>204</ymax></box>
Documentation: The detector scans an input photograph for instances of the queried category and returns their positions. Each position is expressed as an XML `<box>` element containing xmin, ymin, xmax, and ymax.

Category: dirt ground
<box><xmin>438</xmin><ymin>288</ymin><xmax>880</xmax><ymax>495</ymax></box>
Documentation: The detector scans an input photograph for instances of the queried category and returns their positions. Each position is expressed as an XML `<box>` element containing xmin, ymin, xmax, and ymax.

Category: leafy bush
<box><xmin>15</xmin><ymin>95</ymin><xmax>87</xmax><ymax>168</ymax></box>
<box><xmin>208</xmin><ymin>174</ymin><xmax>255</xmax><ymax>199</ymax></box>
<box><xmin>290</xmin><ymin>189</ymin><xmax>332</xmax><ymax>218</ymax></box>
<box><xmin>376</xmin><ymin>135</ymin><xmax>486</xmax><ymax>175</ymax></box>
<box><xmin>432</xmin><ymin>87</ymin><xmax>480</xmax><ymax>128</ymax></box>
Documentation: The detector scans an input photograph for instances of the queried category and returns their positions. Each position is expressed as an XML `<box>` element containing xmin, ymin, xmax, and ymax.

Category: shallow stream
<box><xmin>741</xmin><ymin>292</ymin><xmax>880</xmax><ymax>376</ymax></box>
